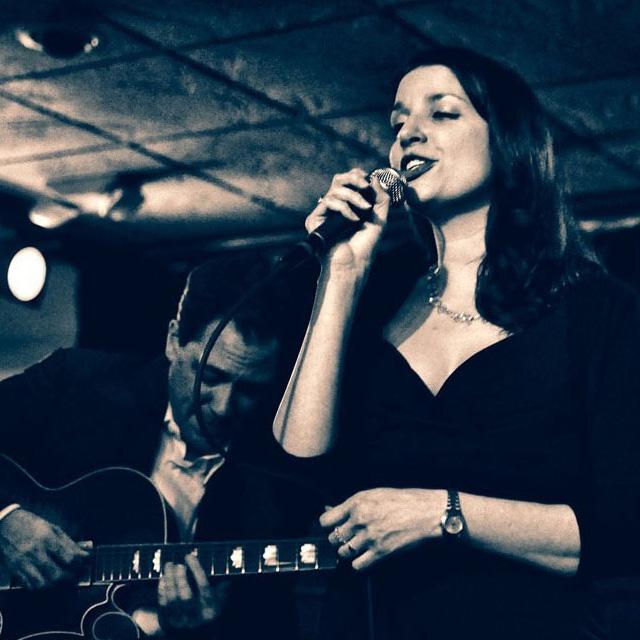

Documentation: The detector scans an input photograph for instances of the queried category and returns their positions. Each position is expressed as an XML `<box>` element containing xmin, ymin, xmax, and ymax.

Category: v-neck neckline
<box><xmin>381</xmin><ymin>331</ymin><xmax>520</xmax><ymax>399</ymax></box>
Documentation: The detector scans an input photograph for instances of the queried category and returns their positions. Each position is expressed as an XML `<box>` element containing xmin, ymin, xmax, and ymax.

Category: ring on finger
<box><xmin>333</xmin><ymin>526</ymin><xmax>346</xmax><ymax>545</ymax></box>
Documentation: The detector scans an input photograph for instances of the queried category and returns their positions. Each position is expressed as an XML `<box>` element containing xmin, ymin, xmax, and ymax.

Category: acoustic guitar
<box><xmin>0</xmin><ymin>455</ymin><xmax>336</xmax><ymax>639</ymax></box>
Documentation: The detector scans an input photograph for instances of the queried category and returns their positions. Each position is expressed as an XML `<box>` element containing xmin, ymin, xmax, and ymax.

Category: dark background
<box><xmin>0</xmin><ymin>1</ymin><xmax>638</xmax><ymax>636</ymax></box>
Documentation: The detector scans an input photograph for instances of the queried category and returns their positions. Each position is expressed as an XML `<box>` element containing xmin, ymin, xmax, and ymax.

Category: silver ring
<box><xmin>333</xmin><ymin>526</ymin><xmax>345</xmax><ymax>545</ymax></box>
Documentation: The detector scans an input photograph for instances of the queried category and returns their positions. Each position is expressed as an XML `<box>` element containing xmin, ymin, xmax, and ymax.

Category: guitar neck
<box><xmin>89</xmin><ymin>537</ymin><xmax>336</xmax><ymax>586</ymax></box>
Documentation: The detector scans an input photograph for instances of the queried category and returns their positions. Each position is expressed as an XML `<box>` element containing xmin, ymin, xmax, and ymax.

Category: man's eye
<box><xmin>199</xmin><ymin>368</ymin><xmax>224</xmax><ymax>385</ymax></box>
<box><xmin>237</xmin><ymin>381</ymin><xmax>273</xmax><ymax>397</ymax></box>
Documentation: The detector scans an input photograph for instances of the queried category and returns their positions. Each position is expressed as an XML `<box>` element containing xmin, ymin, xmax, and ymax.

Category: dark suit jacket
<box><xmin>0</xmin><ymin>348</ymin><xmax>321</xmax><ymax>639</ymax></box>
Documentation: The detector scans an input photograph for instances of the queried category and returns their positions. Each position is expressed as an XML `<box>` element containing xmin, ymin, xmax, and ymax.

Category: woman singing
<box><xmin>274</xmin><ymin>47</ymin><xmax>640</xmax><ymax>639</ymax></box>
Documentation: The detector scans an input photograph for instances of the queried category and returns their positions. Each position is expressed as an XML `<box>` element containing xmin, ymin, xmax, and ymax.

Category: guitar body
<box><xmin>0</xmin><ymin>456</ymin><xmax>168</xmax><ymax>640</ymax></box>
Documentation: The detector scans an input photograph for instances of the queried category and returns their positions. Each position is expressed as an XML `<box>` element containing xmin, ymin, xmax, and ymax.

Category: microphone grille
<box><xmin>369</xmin><ymin>168</ymin><xmax>407</xmax><ymax>206</ymax></box>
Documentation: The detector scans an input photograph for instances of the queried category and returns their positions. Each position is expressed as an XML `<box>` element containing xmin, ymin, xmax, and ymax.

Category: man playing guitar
<box><xmin>0</xmin><ymin>253</ymin><xmax>318</xmax><ymax>639</ymax></box>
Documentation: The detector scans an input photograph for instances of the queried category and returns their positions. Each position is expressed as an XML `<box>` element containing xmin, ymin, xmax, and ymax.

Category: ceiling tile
<box><xmin>559</xmin><ymin>139</ymin><xmax>640</xmax><ymax>196</ymax></box>
<box><xmin>538</xmin><ymin>75</ymin><xmax>640</xmax><ymax>137</ymax></box>
<box><xmin>1</xmin><ymin>56</ymin><xmax>283</xmax><ymax>141</ymax></box>
<box><xmin>0</xmin><ymin>146</ymin><xmax>162</xmax><ymax>192</ymax></box>
<box><xmin>137</xmin><ymin>177</ymin><xmax>286</xmax><ymax>229</ymax></box>
<box><xmin>394</xmin><ymin>1</ymin><xmax>640</xmax><ymax>85</ymax></box>
<box><xmin>323</xmin><ymin>110</ymin><xmax>393</xmax><ymax>160</ymax></box>
<box><xmin>188</xmin><ymin>15</ymin><xmax>423</xmax><ymax>117</ymax></box>
<box><xmin>108</xmin><ymin>0</ymin><xmax>371</xmax><ymax>47</ymax></box>
<box><xmin>149</xmin><ymin>122</ymin><xmax>380</xmax><ymax>212</ymax></box>
<box><xmin>0</xmin><ymin>95</ymin><xmax>109</xmax><ymax>161</ymax></box>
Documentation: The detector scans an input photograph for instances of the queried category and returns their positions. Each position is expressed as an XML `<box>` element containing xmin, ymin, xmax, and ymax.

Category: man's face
<box><xmin>165</xmin><ymin>318</ymin><xmax>280</xmax><ymax>458</ymax></box>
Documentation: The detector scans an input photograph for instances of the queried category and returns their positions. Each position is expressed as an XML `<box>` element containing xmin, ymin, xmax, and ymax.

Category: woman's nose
<box><xmin>398</xmin><ymin>116</ymin><xmax>427</xmax><ymax>148</ymax></box>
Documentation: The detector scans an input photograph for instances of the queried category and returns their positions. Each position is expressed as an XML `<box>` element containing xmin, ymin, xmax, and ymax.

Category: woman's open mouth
<box><xmin>400</xmin><ymin>157</ymin><xmax>437</xmax><ymax>182</ymax></box>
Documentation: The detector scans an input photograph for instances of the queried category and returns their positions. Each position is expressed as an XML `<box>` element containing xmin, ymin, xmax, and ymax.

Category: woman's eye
<box><xmin>432</xmin><ymin>111</ymin><xmax>460</xmax><ymax>120</ymax></box>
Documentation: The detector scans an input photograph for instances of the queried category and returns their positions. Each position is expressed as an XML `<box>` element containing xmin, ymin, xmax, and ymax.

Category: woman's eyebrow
<box><xmin>391</xmin><ymin>101</ymin><xmax>408</xmax><ymax>114</ymax></box>
<box><xmin>392</xmin><ymin>93</ymin><xmax>469</xmax><ymax>114</ymax></box>
<box><xmin>429</xmin><ymin>92</ymin><xmax>468</xmax><ymax>104</ymax></box>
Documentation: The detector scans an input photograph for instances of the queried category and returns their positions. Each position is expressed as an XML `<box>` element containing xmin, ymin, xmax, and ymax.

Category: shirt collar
<box><xmin>163</xmin><ymin>404</ymin><xmax>225</xmax><ymax>476</ymax></box>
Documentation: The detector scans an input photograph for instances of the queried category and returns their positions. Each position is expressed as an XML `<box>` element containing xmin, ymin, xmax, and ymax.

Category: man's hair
<box><xmin>175</xmin><ymin>251</ymin><xmax>310</xmax><ymax>349</ymax></box>
<box><xmin>401</xmin><ymin>47</ymin><xmax>600</xmax><ymax>331</ymax></box>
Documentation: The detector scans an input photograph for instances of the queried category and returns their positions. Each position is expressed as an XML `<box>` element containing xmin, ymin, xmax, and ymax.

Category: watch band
<box><xmin>440</xmin><ymin>489</ymin><xmax>466</xmax><ymax>539</ymax></box>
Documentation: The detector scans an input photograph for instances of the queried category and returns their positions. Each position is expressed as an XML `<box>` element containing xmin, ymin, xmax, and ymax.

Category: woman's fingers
<box><xmin>330</xmin><ymin>168</ymin><xmax>370</xmax><ymax>191</ymax></box>
<box><xmin>351</xmin><ymin>549</ymin><xmax>377</xmax><ymax>571</ymax></box>
<box><xmin>329</xmin><ymin>185</ymin><xmax>375</xmax><ymax>212</ymax></box>
<box><xmin>319</xmin><ymin>196</ymin><xmax>362</xmax><ymax>222</ymax></box>
<box><xmin>306</xmin><ymin>168</ymin><xmax>382</xmax><ymax>230</ymax></box>
<box><xmin>337</xmin><ymin>531</ymin><xmax>366</xmax><ymax>559</ymax></box>
<box><xmin>320</xmin><ymin>500</ymin><xmax>350</xmax><ymax>529</ymax></box>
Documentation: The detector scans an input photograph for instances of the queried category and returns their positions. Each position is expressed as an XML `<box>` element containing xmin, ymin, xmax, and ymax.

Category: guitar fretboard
<box><xmin>91</xmin><ymin>538</ymin><xmax>336</xmax><ymax>585</ymax></box>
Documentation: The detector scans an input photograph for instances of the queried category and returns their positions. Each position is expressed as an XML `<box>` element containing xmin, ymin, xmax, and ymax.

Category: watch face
<box><xmin>444</xmin><ymin>515</ymin><xmax>464</xmax><ymax>536</ymax></box>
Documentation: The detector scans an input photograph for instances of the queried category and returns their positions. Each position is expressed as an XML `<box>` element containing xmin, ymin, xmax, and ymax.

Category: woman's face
<box><xmin>389</xmin><ymin>65</ymin><xmax>492</xmax><ymax>214</ymax></box>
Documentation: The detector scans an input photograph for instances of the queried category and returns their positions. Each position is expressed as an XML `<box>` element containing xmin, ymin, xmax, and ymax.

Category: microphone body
<box><xmin>304</xmin><ymin>168</ymin><xmax>407</xmax><ymax>255</ymax></box>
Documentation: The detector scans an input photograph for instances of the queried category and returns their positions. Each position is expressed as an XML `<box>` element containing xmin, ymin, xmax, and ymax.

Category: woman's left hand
<box><xmin>320</xmin><ymin>488</ymin><xmax>447</xmax><ymax>570</ymax></box>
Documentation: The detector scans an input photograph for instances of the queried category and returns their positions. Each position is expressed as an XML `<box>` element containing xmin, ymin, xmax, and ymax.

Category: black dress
<box><xmin>321</xmin><ymin>250</ymin><xmax>640</xmax><ymax>640</ymax></box>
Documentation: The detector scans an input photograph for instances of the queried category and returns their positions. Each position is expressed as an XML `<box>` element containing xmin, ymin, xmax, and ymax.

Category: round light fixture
<box><xmin>15</xmin><ymin>27</ymin><xmax>100</xmax><ymax>58</ymax></box>
<box><xmin>7</xmin><ymin>247</ymin><xmax>47</xmax><ymax>302</ymax></box>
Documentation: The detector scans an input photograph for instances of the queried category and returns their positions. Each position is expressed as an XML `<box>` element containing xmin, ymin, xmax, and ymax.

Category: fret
<box><xmin>197</xmin><ymin>546</ymin><xmax>214</xmax><ymax>576</ymax></box>
<box><xmin>96</xmin><ymin>550</ymin><xmax>105</xmax><ymax>583</ymax></box>
<box><xmin>90</xmin><ymin>537</ymin><xmax>337</xmax><ymax>585</ymax></box>
<box><xmin>117</xmin><ymin>549</ymin><xmax>124</xmax><ymax>581</ymax></box>
<box><xmin>280</xmin><ymin>541</ymin><xmax>300</xmax><ymax>571</ymax></box>
<box><xmin>213</xmin><ymin>543</ymin><xmax>228</xmax><ymax>576</ymax></box>
<box><xmin>116</xmin><ymin>550</ymin><xmax>123</xmax><ymax>582</ymax></box>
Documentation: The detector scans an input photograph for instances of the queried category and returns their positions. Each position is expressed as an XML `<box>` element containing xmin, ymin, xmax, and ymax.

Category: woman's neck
<box><xmin>423</xmin><ymin>205</ymin><xmax>489</xmax><ymax>312</ymax></box>
<box><xmin>431</xmin><ymin>205</ymin><xmax>488</xmax><ymax>272</ymax></box>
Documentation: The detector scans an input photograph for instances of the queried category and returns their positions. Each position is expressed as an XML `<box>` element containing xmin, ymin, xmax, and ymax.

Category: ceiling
<box><xmin>0</xmin><ymin>0</ymin><xmax>639</xmax><ymax>251</ymax></box>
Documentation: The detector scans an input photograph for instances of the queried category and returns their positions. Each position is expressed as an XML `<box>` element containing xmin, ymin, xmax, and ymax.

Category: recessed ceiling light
<box><xmin>15</xmin><ymin>26</ymin><xmax>100</xmax><ymax>58</ymax></box>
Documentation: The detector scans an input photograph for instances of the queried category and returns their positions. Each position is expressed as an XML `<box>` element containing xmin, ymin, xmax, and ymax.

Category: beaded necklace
<box><xmin>424</xmin><ymin>266</ymin><xmax>489</xmax><ymax>326</ymax></box>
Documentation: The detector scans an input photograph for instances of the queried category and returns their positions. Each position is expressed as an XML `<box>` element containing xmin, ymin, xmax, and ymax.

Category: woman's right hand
<box><xmin>306</xmin><ymin>168</ymin><xmax>392</xmax><ymax>274</ymax></box>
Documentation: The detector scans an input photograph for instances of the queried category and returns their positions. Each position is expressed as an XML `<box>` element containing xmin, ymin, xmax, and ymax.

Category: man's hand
<box><xmin>0</xmin><ymin>508</ymin><xmax>91</xmax><ymax>589</ymax></box>
<box><xmin>158</xmin><ymin>554</ymin><xmax>228</xmax><ymax>634</ymax></box>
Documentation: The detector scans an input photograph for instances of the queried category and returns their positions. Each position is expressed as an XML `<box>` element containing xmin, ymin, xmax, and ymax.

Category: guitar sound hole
<box><xmin>91</xmin><ymin>612</ymin><xmax>140</xmax><ymax>640</ymax></box>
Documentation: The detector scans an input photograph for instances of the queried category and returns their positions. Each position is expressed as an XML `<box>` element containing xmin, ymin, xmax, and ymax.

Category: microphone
<box><xmin>304</xmin><ymin>168</ymin><xmax>407</xmax><ymax>255</ymax></box>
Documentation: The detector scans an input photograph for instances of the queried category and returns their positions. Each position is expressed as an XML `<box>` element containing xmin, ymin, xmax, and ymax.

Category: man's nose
<box><xmin>210</xmin><ymin>383</ymin><xmax>234</xmax><ymax>416</ymax></box>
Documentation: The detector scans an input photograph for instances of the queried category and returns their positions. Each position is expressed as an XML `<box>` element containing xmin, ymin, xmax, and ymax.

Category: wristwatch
<box><xmin>440</xmin><ymin>489</ymin><xmax>466</xmax><ymax>539</ymax></box>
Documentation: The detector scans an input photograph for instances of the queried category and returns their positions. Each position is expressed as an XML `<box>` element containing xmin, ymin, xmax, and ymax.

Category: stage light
<box><xmin>6</xmin><ymin>247</ymin><xmax>47</xmax><ymax>303</ymax></box>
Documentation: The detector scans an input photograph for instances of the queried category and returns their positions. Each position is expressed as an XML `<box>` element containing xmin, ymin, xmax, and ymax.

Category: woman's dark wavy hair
<box><xmin>401</xmin><ymin>47</ymin><xmax>600</xmax><ymax>332</ymax></box>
